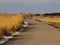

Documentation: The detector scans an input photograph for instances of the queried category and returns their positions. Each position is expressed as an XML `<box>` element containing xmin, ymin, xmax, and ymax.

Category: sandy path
<box><xmin>3</xmin><ymin>18</ymin><xmax>60</xmax><ymax>45</ymax></box>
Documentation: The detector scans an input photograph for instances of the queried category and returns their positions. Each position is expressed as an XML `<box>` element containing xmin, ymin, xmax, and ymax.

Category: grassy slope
<box><xmin>33</xmin><ymin>14</ymin><xmax>60</xmax><ymax>31</ymax></box>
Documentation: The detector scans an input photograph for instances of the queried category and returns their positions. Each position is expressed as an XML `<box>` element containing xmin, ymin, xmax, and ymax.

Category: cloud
<box><xmin>0</xmin><ymin>0</ymin><xmax>59</xmax><ymax>4</ymax></box>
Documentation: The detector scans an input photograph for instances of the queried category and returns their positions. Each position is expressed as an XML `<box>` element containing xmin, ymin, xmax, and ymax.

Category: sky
<box><xmin>0</xmin><ymin>0</ymin><xmax>60</xmax><ymax>13</ymax></box>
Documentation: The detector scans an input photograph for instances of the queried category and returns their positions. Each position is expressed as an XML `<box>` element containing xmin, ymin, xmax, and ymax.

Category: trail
<box><xmin>3</xmin><ymin>18</ymin><xmax>60</xmax><ymax>45</ymax></box>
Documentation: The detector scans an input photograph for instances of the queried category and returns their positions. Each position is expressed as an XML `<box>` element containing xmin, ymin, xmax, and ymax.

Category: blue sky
<box><xmin>0</xmin><ymin>0</ymin><xmax>60</xmax><ymax>13</ymax></box>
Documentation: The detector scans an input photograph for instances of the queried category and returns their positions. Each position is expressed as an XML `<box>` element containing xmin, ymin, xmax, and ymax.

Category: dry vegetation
<box><xmin>0</xmin><ymin>13</ymin><xmax>24</xmax><ymax>39</ymax></box>
<box><xmin>32</xmin><ymin>13</ymin><xmax>60</xmax><ymax>31</ymax></box>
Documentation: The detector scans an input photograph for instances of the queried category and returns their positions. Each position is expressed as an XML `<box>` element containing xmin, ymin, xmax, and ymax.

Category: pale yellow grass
<box><xmin>0</xmin><ymin>13</ymin><xmax>24</xmax><ymax>39</ymax></box>
<box><xmin>33</xmin><ymin>16</ymin><xmax>60</xmax><ymax>23</ymax></box>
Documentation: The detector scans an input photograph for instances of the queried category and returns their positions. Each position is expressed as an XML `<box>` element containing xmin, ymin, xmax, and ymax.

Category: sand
<box><xmin>2</xmin><ymin>18</ymin><xmax>60</xmax><ymax>45</ymax></box>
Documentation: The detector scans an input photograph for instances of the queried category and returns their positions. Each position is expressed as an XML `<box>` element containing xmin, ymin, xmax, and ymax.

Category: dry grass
<box><xmin>0</xmin><ymin>13</ymin><xmax>24</xmax><ymax>39</ymax></box>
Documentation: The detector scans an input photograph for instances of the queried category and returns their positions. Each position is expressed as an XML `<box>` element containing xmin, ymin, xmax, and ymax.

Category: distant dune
<box><xmin>31</xmin><ymin>13</ymin><xmax>60</xmax><ymax>31</ymax></box>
